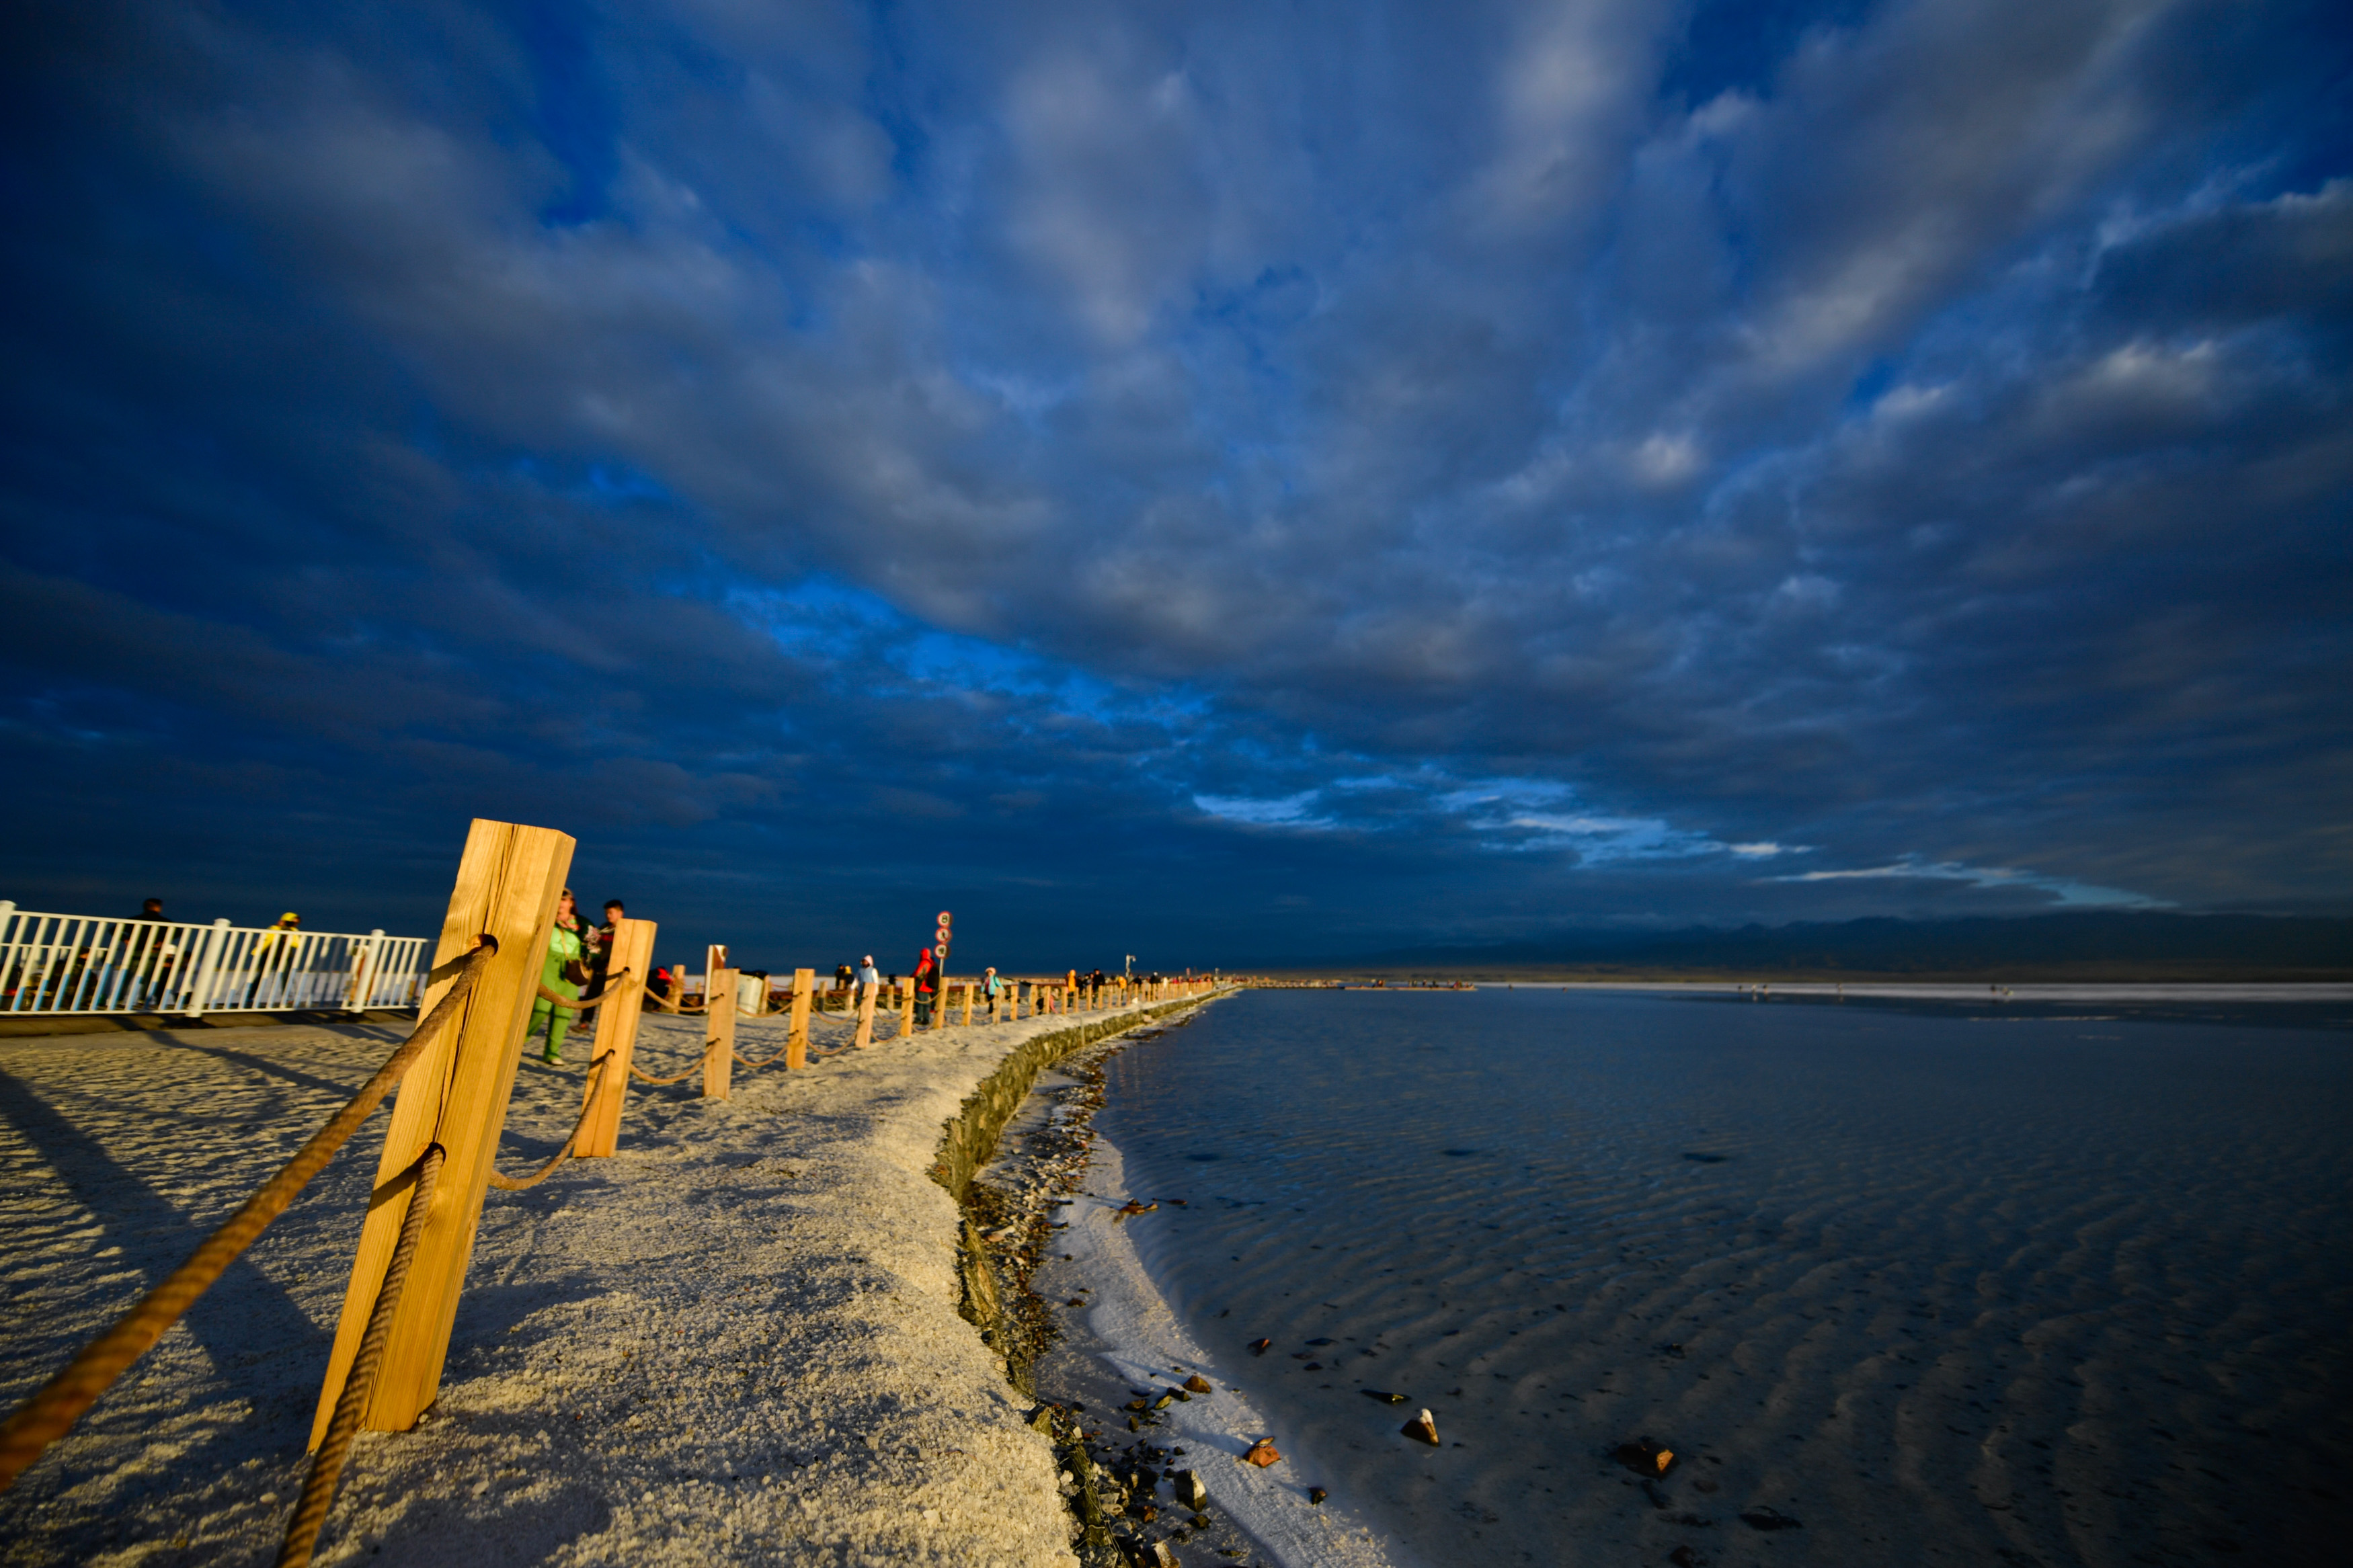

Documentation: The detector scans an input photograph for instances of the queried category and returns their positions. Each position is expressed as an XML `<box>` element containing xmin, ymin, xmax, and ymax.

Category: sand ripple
<box><xmin>1088</xmin><ymin>989</ymin><xmax>2353</xmax><ymax>1567</ymax></box>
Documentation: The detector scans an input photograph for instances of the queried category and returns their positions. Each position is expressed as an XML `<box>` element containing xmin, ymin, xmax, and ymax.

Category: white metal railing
<box><xmin>0</xmin><ymin>903</ymin><xmax>430</xmax><ymax>1019</ymax></box>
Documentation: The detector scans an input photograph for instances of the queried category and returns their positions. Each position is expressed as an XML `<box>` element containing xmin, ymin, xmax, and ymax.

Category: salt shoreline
<box><xmin>1</xmin><ymin>992</ymin><xmax>1222</xmax><ymax>1565</ymax></box>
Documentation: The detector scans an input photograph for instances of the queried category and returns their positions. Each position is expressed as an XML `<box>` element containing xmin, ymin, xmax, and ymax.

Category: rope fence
<box><xmin>1</xmin><ymin>816</ymin><xmax>1232</xmax><ymax>1567</ymax></box>
<box><xmin>277</xmin><ymin>1141</ymin><xmax>444</xmax><ymax>1568</ymax></box>
<box><xmin>487</xmin><ymin>1050</ymin><xmax>613</xmax><ymax>1192</ymax></box>
<box><xmin>0</xmin><ymin>940</ymin><xmax>497</xmax><ymax>1491</ymax></box>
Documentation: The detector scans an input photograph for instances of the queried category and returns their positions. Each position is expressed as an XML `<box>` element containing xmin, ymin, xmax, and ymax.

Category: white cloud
<box><xmin>1769</xmin><ymin>857</ymin><xmax>2163</xmax><ymax>907</ymax></box>
<box><xmin>1192</xmin><ymin>790</ymin><xmax>1329</xmax><ymax>827</ymax></box>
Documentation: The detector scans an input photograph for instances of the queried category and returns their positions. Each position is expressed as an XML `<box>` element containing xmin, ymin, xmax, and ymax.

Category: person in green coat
<box><xmin>529</xmin><ymin>889</ymin><xmax>592</xmax><ymax>1065</ymax></box>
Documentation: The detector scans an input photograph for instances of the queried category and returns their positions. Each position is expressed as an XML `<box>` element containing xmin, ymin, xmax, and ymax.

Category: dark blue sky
<box><xmin>2</xmin><ymin>0</ymin><xmax>2347</xmax><ymax>971</ymax></box>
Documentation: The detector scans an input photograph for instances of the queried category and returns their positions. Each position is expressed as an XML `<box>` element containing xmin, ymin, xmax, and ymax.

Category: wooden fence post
<box><xmin>703</xmin><ymin>968</ymin><xmax>736</xmax><ymax>1099</ymax></box>
<box><xmin>787</xmin><ymin>968</ymin><xmax>812</xmax><ymax>1069</ymax></box>
<box><xmin>577</xmin><ymin>917</ymin><xmax>657</xmax><ymax>1159</ymax></box>
<box><xmin>899</xmin><ymin>979</ymin><xmax>914</xmax><ymax>1040</ymax></box>
<box><xmin>853</xmin><ymin>980</ymin><xmax>877</xmax><ymax>1048</ymax></box>
<box><xmin>309</xmin><ymin>818</ymin><xmax>572</xmax><ymax>1446</ymax></box>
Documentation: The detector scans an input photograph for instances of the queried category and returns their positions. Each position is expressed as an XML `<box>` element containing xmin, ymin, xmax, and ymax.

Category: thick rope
<box><xmin>486</xmin><ymin>1052</ymin><xmax>614</xmax><ymax>1191</ymax></box>
<box><xmin>533</xmin><ymin>968</ymin><xmax>632</xmax><ymax>1013</ymax></box>
<box><xmin>627</xmin><ymin>1037</ymin><xmax>717</xmax><ymax>1086</ymax></box>
<box><xmin>275</xmin><ymin>1142</ymin><xmax>444</xmax><ymax>1568</ymax></box>
<box><xmin>0</xmin><ymin>941</ymin><xmax>497</xmax><ymax>1491</ymax></box>
<box><xmin>731</xmin><ymin>1039</ymin><xmax>793</xmax><ymax>1069</ymax></box>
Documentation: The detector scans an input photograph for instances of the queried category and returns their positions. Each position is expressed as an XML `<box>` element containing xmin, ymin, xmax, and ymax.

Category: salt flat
<box><xmin>1066</xmin><ymin>987</ymin><xmax>2353</xmax><ymax>1568</ymax></box>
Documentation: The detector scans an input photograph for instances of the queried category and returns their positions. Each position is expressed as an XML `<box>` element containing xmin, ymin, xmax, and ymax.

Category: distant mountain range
<box><xmin>1316</xmin><ymin>912</ymin><xmax>2353</xmax><ymax>980</ymax></box>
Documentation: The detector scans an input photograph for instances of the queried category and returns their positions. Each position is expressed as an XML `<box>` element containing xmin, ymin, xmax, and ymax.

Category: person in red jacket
<box><xmin>912</xmin><ymin>945</ymin><xmax>938</xmax><ymax>1026</ymax></box>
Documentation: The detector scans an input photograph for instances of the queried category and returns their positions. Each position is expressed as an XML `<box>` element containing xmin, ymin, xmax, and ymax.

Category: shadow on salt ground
<box><xmin>330</xmin><ymin>1428</ymin><xmax>618</xmax><ymax>1567</ymax></box>
<box><xmin>0</xmin><ymin>1067</ymin><xmax>340</xmax><ymax>1561</ymax></box>
<box><xmin>170</xmin><ymin>1039</ymin><xmax>376</xmax><ymax>1100</ymax></box>
<box><xmin>0</xmin><ymin>1067</ymin><xmax>321</xmax><ymax>1360</ymax></box>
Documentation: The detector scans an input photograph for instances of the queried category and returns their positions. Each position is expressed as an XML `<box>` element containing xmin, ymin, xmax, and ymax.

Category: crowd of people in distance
<box><xmin>522</xmin><ymin>896</ymin><xmax>1186</xmax><ymax>1065</ymax></box>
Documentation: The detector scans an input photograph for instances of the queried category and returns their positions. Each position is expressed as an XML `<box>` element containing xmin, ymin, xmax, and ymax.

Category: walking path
<box><xmin>0</xmin><ymin>1001</ymin><xmax>1184</xmax><ymax>1565</ymax></box>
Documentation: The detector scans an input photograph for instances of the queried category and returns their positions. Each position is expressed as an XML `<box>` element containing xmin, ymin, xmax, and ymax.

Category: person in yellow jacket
<box><xmin>246</xmin><ymin>911</ymin><xmax>301</xmax><ymax>1005</ymax></box>
<box><xmin>528</xmin><ymin>889</ymin><xmax>592</xmax><ymax>1065</ymax></box>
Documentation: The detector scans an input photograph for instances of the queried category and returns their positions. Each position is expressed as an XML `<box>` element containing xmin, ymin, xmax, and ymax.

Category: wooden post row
<box><xmin>704</xmin><ymin>967</ymin><xmax>737</xmax><ymax>1099</ymax></box>
<box><xmin>787</xmin><ymin>968</ymin><xmax>812</xmax><ymax>1070</ymax></box>
<box><xmin>899</xmin><ymin>978</ymin><xmax>914</xmax><ymax>1040</ymax></box>
<box><xmin>577</xmin><ymin>916</ymin><xmax>657</xmax><ymax>1158</ymax></box>
<box><xmin>311</xmin><ymin>817</ymin><xmax>571</xmax><ymax>1446</ymax></box>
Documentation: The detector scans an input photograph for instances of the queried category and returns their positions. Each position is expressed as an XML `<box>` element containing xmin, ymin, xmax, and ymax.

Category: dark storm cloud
<box><xmin>1</xmin><ymin>0</ymin><xmax>2346</xmax><ymax>962</ymax></box>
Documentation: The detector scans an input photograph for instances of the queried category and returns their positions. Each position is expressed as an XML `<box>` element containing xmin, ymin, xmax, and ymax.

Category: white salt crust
<box><xmin>0</xmin><ymin>998</ymin><xmax>1205</xmax><ymax>1565</ymax></box>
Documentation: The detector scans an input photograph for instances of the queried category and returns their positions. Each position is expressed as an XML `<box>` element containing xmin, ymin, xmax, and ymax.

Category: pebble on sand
<box><xmin>1612</xmin><ymin>1436</ymin><xmax>1676</xmax><ymax>1475</ymax></box>
<box><xmin>1243</xmin><ymin>1439</ymin><xmax>1283</xmax><ymax>1468</ymax></box>
<box><xmin>1400</xmin><ymin>1409</ymin><xmax>1441</xmax><ymax>1446</ymax></box>
<box><xmin>1183</xmin><ymin>1374</ymin><xmax>1213</xmax><ymax>1394</ymax></box>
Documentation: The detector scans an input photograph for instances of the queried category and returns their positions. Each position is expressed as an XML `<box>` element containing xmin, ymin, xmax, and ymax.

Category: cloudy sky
<box><xmin>2</xmin><ymin>0</ymin><xmax>2346</xmax><ymax>968</ymax></box>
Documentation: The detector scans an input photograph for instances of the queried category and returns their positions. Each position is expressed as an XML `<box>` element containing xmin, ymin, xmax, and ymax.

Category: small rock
<box><xmin>1400</xmin><ymin>1409</ymin><xmax>1440</xmax><ymax>1446</ymax></box>
<box><xmin>1611</xmin><ymin>1437</ymin><xmax>1675</xmax><ymax>1475</ymax></box>
<box><xmin>1173</xmin><ymin>1470</ymin><xmax>1207</xmax><ymax>1510</ymax></box>
<box><xmin>1250</xmin><ymin>1338</ymin><xmax>1272</xmax><ymax>1356</ymax></box>
<box><xmin>1243</xmin><ymin>1438</ymin><xmax>1282</xmax><ymax>1468</ymax></box>
<box><xmin>1308</xmin><ymin>1487</ymin><xmax>1328</xmax><ymax>1505</ymax></box>
<box><xmin>1184</xmin><ymin>1374</ymin><xmax>1213</xmax><ymax>1394</ymax></box>
<box><xmin>1693</xmin><ymin>1477</ymin><xmax>1720</xmax><ymax>1494</ymax></box>
<box><xmin>1361</xmin><ymin>1389</ymin><xmax>1408</xmax><ymax>1405</ymax></box>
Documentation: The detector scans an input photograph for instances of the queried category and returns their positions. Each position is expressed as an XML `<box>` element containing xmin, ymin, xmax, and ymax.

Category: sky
<box><xmin>1</xmin><ymin>0</ymin><xmax>2347</xmax><ymax>972</ymax></box>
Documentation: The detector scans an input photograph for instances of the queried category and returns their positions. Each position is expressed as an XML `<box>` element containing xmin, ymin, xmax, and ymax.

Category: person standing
<box><xmin>584</xmin><ymin>899</ymin><xmax>625</xmax><ymax>999</ymax></box>
<box><xmin>858</xmin><ymin>955</ymin><xmax>880</xmax><ymax>996</ymax></box>
<box><xmin>528</xmin><ymin>889</ymin><xmax>592</xmax><ymax>1065</ymax></box>
<box><xmin>913</xmin><ymin>945</ymin><xmax>938</xmax><ymax>1026</ymax></box>
<box><xmin>247</xmin><ymin>911</ymin><xmax>301</xmax><ymax>1005</ymax></box>
<box><xmin>983</xmin><ymin>965</ymin><xmax>1003</xmax><ymax>1020</ymax></box>
<box><xmin>124</xmin><ymin>898</ymin><xmax>171</xmax><ymax>1009</ymax></box>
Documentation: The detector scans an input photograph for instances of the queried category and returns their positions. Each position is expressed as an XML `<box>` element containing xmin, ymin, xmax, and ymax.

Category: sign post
<box><xmin>932</xmin><ymin>911</ymin><xmax>951</xmax><ymax>1031</ymax></box>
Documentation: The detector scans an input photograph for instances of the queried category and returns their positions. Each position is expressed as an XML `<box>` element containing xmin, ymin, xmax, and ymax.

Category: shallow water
<box><xmin>1086</xmin><ymin>987</ymin><xmax>2353</xmax><ymax>1567</ymax></box>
